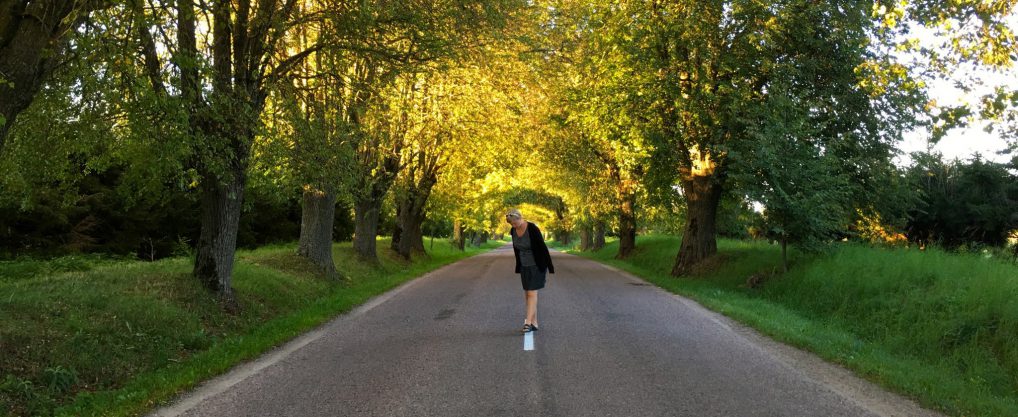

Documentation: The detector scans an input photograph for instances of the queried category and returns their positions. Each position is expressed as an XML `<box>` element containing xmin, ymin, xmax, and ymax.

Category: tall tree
<box><xmin>257</xmin><ymin>0</ymin><xmax>366</xmax><ymax>279</ymax></box>
<box><xmin>346</xmin><ymin>0</ymin><xmax>516</xmax><ymax>261</ymax></box>
<box><xmin>350</xmin><ymin>63</ymin><xmax>406</xmax><ymax>261</ymax></box>
<box><xmin>360</xmin><ymin>0</ymin><xmax>521</xmax><ymax>260</ymax></box>
<box><xmin>734</xmin><ymin>92</ymin><xmax>852</xmax><ymax>271</ymax></box>
<box><xmin>586</xmin><ymin>0</ymin><xmax>926</xmax><ymax>274</ymax></box>
<box><xmin>390</xmin><ymin>72</ymin><xmax>457</xmax><ymax>259</ymax></box>
<box><xmin>0</xmin><ymin>1</ymin><xmax>110</xmax><ymax>148</ymax></box>
<box><xmin>125</xmin><ymin>0</ymin><xmax>324</xmax><ymax>308</ymax></box>
<box><xmin>2</xmin><ymin>2</ymin><xmax>199</xmax><ymax>257</ymax></box>
<box><xmin>537</xmin><ymin>0</ymin><xmax>649</xmax><ymax>258</ymax></box>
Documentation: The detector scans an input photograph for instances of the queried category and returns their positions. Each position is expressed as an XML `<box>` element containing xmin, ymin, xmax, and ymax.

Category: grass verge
<box><xmin>1</xmin><ymin>238</ymin><xmax>500</xmax><ymax>417</ymax></box>
<box><xmin>557</xmin><ymin>235</ymin><xmax>1018</xmax><ymax>417</ymax></box>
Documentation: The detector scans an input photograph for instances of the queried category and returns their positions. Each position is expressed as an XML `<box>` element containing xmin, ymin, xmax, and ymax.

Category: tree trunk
<box><xmin>192</xmin><ymin>168</ymin><xmax>244</xmax><ymax>312</ymax></box>
<box><xmin>390</xmin><ymin>203</ymin><xmax>403</xmax><ymax>252</ymax></box>
<box><xmin>397</xmin><ymin>214</ymin><xmax>426</xmax><ymax>258</ymax></box>
<box><xmin>580</xmin><ymin>226</ymin><xmax>593</xmax><ymax>251</ymax></box>
<box><xmin>352</xmin><ymin>154</ymin><xmax>400</xmax><ymax>262</ymax></box>
<box><xmin>617</xmin><ymin>191</ymin><xmax>637</xmax><ymax>259</ymax></box>
<box><xmin>185</xmin><ymin>0</ymin><xmax>255</xmax><ymax>312</ymax></box>
<box><xmin>352</xmin><ymin>152</ymin><xmax>401</xmax><ymax>261</ymax></box>
<box><xmin>178</xmin><ymin>0</ymin><xmax>297</xmax><ymax>312</ymax></box>
<box><xmin>394</xmin><ymin>172</ymin><xmax>437</xmax><ymax>260</ymax></box>
<box><xmin>453</xmin><ymin>220</ymin><xmax>464</xmax><ymax>250</ymax></box>
<box><xmin>394</xmin><ymin>196</ymin><xmax>428</xmax><ymax>260</ymax></box>
<box><xmin>671</xmin><ymin>175</ymin><xmax>723</xmax><ymax>276</ymax></box>
<box><xmin>353</xmin><ymin>197</ymin><xmax>382</xmax><ymax>262</ymax></box>
<box><xmin>0</xmin><ymin>1</ymin><xmax>82</xmax><ymax>148</ymax></box>
<box><xmin>297</xmin><ymin>188</ymin><xmax>339</xmax><ymax>279</ymax></box>
<box><xmin>593</xmin><ymin>221</ymin><xmax>606</xmax><ymax>251</ymax></box>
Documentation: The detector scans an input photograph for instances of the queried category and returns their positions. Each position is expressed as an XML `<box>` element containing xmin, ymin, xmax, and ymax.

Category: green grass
<box><xmin>558</xmin><ymin>235</ymin><xmax>1018</xmax><ymax>417</ymax></box>
<box><xmin>0</xmin><ymin>238</ymin><xmax>500</xmax><ymax>417</ymax></box>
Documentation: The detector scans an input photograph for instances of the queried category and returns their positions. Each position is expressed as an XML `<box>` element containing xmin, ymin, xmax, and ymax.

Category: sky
<box><xmin>897</xmin><ymin>72</ymin><xmax>1016</xmax><ymax>165</ymax></box>
<box><xmin>894</xmin><ymin>14</ymin><xmax>1018</xmax><ymax>166</ymax></box>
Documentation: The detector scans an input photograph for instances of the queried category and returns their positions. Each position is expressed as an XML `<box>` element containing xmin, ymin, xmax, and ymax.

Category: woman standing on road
<box><xmin>506</xmin><ymin>209</ymin><xmax>554</xmax><ymax>333</ymax></box>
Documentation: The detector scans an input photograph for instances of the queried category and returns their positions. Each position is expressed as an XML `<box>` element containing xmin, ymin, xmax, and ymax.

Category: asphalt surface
<box><xmin>151</xmin><ymin>245</ymin><xmax>943</xmax><ymax>417</ymax></box>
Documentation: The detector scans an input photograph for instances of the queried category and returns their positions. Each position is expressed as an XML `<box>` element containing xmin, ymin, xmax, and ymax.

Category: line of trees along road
<box><xmin>2</xmin><ymin>1</ymin><xmax>1017</xmax><ymax>310</ymax></box>
<box><xmin>1</xmin><ymin>0</ymin><xmax>529</xmax><ymax>311</ymax></box>
<box><xmin>523</xmin><ymin>0</ymin><xmax>1017</xmax><ymax>271</ymax></box>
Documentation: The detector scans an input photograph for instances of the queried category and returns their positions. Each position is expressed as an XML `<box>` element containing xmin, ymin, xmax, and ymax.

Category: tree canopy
<box><xmin>1</xmin><ymin>0</ymin><xmax>1016</xmax><ymax>304</ymax></box>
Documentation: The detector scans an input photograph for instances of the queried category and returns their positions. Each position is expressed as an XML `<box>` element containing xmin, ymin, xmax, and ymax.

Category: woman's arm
<box><xmin>529</xmin><ymin>222</ymin><xmax>555</xmax><ymax>274</ymax></box>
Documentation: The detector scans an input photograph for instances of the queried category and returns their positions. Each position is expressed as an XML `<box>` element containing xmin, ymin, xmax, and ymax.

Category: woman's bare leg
<box><xmin>523</xmin><ymin>292</ymin><xmax>529</xmax><ymax>325</ymax></box>
<box><xmin>526</xmin><ymin>290</ymin><xmax>538</xmax><ymax>326</ymax></box>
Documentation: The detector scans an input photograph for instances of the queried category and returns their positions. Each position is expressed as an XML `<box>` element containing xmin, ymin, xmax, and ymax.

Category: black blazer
<box><xmin>512</xmin><ymin>222</ymin><xmax>555</xmax><ymax>274</ymax></box>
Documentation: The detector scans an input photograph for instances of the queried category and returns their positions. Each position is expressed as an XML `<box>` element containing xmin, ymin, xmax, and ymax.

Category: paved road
<box><xmin>152</xmin><ymin>245</ymin><xmax>942</xmax><ymax>417</ymax></box>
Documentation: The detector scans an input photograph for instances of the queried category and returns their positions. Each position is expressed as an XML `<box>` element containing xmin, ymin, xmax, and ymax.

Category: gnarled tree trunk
<box><xmin>580</xmin><ymin>225</ymin><xmax>593</xmax><ymax>251</ymax></box>
<box><xmin>617</xmin><ymin>191</ymin><xmax>637</xmax><ymax>259</ymax></box>
<box><xmin>396</xmin><ymin>213</ymin><xmax>426</xmax><ymax>258</ymax></box>
<box><xmin>390</xmin><ymin>203</ymin><xmax>403</xmax><ymax>251</ymax></box>
<box><xmin>352</xmin><ymin>151</ymin><xmax>401</xmax><ymax>262</ymax></box>
<box><xmin>298</xmin><ymin>188</ymin><xmax>339</xmax><ymax>279</ymax></box>
<box><xmin>394</xmin><ymin>157</ymin><xmax>439</xmax><ymax>259</ymax></box>
<box><xmin>186</xmin><ymin>0</ymin><xmax>300</xmax><ymax>309</ymax></box>
<box><xmin>671</xmin><ymin>175</ymin><xmax>722</xmax><ymax>275</ymax></box>
<box><xmin>394</xmin><ymin>183</ymin><xmax>433</xmax><ymax>259</ymax></box>
<box><xmin>453</xmin><ymin>220</ymin><xmax>465</xmax><ymax>250</ymax></box>
<box><xmin>192</xmin><ymin>165</ymin><xmax>245</xmax><ymax>311</ymax></box>
<box><xmin>353</xmin><ymin>196</ymin><xmax>383</xmax><ymax>261</ymax></box>
<box><xmin>593</xmin><ymin>221</ymin><xmax>606</xmax><ymax>251</ymax></box>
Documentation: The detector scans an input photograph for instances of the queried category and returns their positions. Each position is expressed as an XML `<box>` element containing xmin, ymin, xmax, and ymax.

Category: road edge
<box><xmin>147</xmin><ymin>248</ymin><xmax>505</xmax><ymax>417</ymax></box>
<box><xmin>556</xmin><ymin>250</ymin><xmax>946</xmax><ymax>417</ymax></box>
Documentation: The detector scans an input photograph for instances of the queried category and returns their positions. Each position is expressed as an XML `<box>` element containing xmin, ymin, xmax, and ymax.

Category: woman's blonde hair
<box><xmin>506</xmin><ymin>208</ymin><xmax>522</xmax><ymax>219</ymax></box>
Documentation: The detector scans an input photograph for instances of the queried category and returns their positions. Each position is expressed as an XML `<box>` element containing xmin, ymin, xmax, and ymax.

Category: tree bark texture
<box><xmin>0</xmin><ymin>0</ymin><xmax>88</xmax><ymax>147</ymax></box>
<box><xmin>353</xmin><ymin>196</ymin><xmax>382</xmax><ymax>261</ymax></box>
<box><xmin>593</xmin><ymin>221</ymin><xmax>606</xmax><ymax>251</ymax></box>
<box><xmin>395</xmin><ymin>187</ymin><xmax>433</xmax><ymax>259</ymax></box>
<box><xmin>617</xmin><ymin>190</ymin><xmax>637</xmax><ymax>259</ymax></box>
<box><xmin>396</xmin><ymin>213</ymin><xmax>426</xmax><ymax>258</ymax></box>
<box><xmin>298</xmin><ymin>188</ymin><xmax>339</xmax><ymax>279</ymax></box>
<box><xmin>390</xmin><ymin>204</ymin><xmax>403</xmax><ymax>252</ymax></box>
<box><xmin>453</xmin><ymin>220</ymin><xmax>465</xmax><ymax>250</ymax></box>
<box><xmin>580</xmin><ymin>226</ymin><xmax>593</xmax><ymax>251</ymax></box>
<box><xmin>393</xmin><ymin>154</ymin><xmax>439</xmax><ymax>259</ymax></box>
<box><xmin>671</xmin><ymin>175</ymin><xmax>723</xmax><ymax>276</ymax></box>
<box><xmin>192</xmin><ymin>169</ymin><xmax>244</xmax><ymax>311</ymax></box>
<box><xmin>352</xmin><ymin>151</ymin><xmax>401</xmax><ymax>262</ymax></box>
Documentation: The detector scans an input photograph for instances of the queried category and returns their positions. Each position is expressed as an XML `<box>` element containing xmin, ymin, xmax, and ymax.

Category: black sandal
<box><xmin>520</xmin><ymin>324</ymin><xmax>534</xmax><ymax>333</ymax></box>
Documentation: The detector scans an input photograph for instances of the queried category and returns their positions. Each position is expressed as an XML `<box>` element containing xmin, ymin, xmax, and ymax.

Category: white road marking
<box><xmin>524</xmin><ymin>331</ymin><xmax>534</xmax><ymax>351</ymax></box>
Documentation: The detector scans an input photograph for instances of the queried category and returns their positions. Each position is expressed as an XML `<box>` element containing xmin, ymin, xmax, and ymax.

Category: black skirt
<box><xmin>520</xmin><ymin>265</ymin><xmax>546</xmax><ymax>291</ymax></box>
